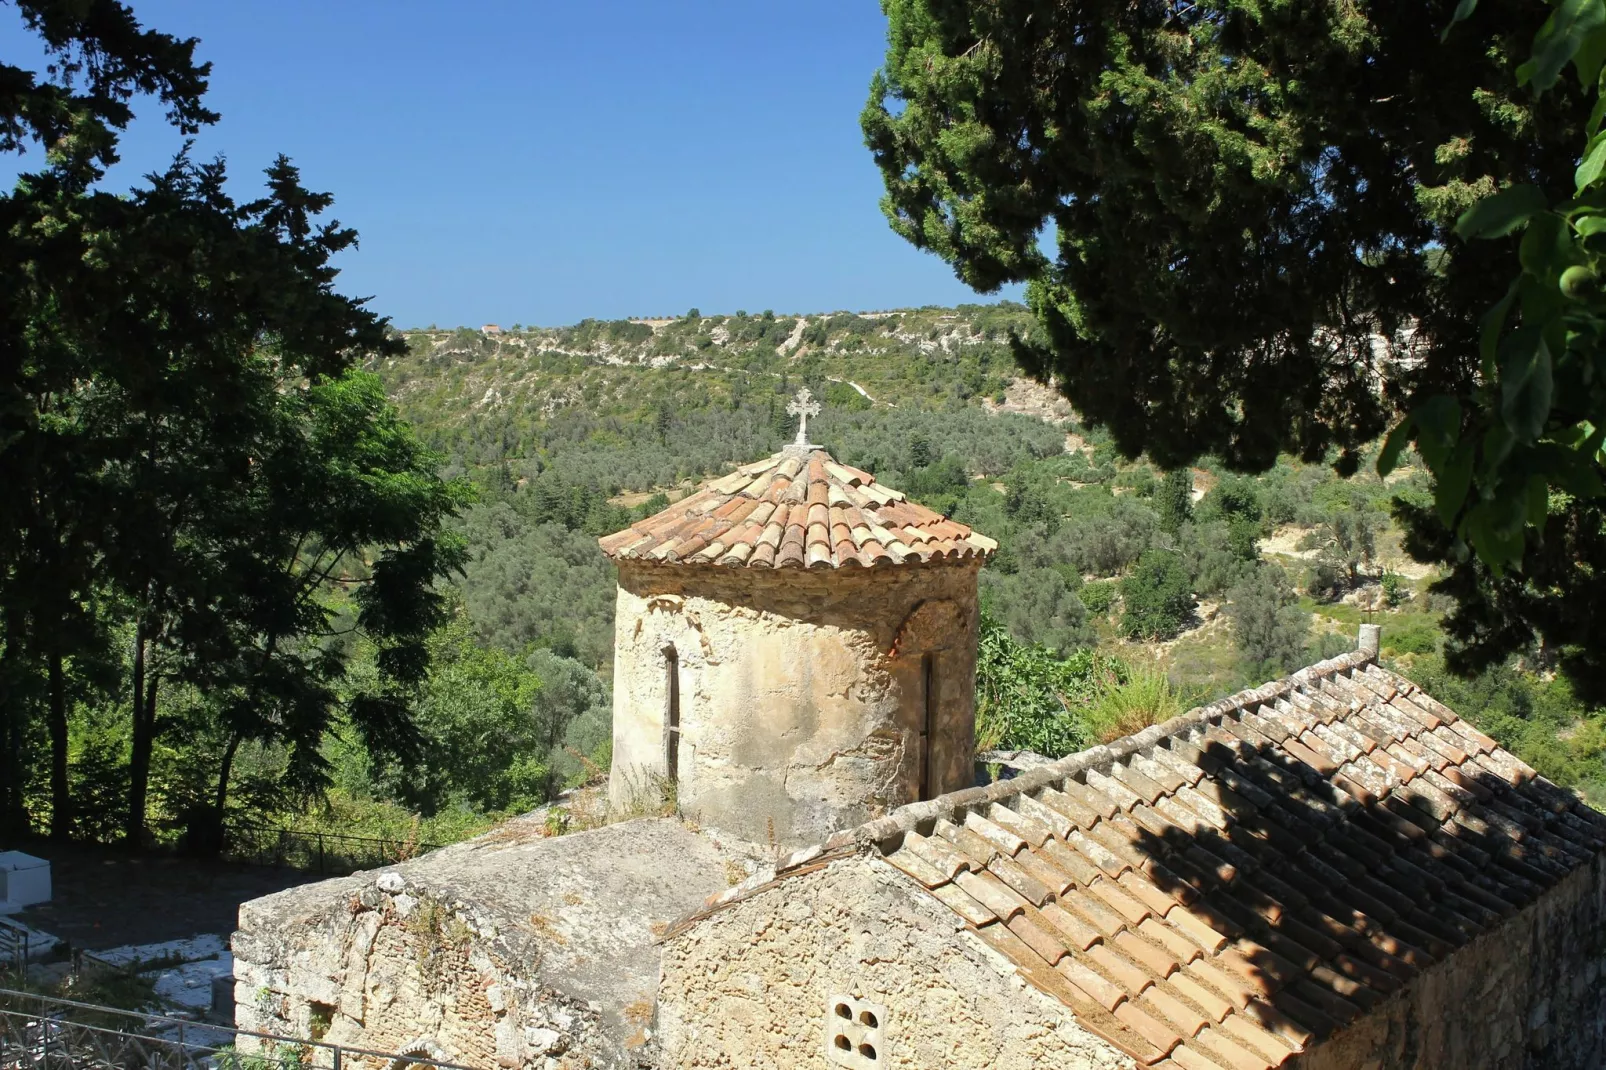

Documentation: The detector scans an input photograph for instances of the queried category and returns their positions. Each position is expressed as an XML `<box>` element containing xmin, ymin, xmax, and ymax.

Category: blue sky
<box><xmin>3</xmin><ymin>1</ymin><xmax>1018</xmax><ymax>327</ymax></box>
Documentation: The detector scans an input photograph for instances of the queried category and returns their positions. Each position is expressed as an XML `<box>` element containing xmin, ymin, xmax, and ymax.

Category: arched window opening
<box><xmin>664</xmin><ymin>644</ymin><xmax>680</xmax><ymax>782</ymax></box>
<box><xmin>388</xmin><ymin>1039</ymin><xmax>447</xmax><ymax>1070</ymax></box>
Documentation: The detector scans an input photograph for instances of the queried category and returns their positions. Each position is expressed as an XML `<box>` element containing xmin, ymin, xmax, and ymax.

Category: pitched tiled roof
<box><xmin>669</xmin><ymin>648</ymin><xmax>1606</xmax><ymax>1069</ymax></box>
<box><xmin>597</xmin><ymin>446</ymin><xmax>996</xmax><ymax>569</ymax></box>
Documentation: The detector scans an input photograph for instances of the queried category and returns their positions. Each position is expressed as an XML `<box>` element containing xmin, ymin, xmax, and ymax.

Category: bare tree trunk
<box><xmin>47</xmin><ymin>646</ymin><xmax>70</xmax><ymax>840</ymax></box>
<box><xmin>215</xmin><ymin>732</ymin><xmax>241</xmax><ymax>815</ymax></box>
<box><xmin>125</xmin><ymin>619</ymin><xmax>159</xmax><ymax>847</ymax></box>
<box><xmin>0</xmin><ymin>611</ymin><xmax>30</xmax><ymax>840</ymax></box>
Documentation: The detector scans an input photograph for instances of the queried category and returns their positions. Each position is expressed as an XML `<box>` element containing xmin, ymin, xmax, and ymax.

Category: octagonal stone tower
<box><xmin>598</xmin><ymin>441</ymin><xmax>996</xmax><ymax>849</ymax></box>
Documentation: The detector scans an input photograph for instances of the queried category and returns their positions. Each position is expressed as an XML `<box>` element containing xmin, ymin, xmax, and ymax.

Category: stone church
<box><xmin>234</xmin><ymin>412</ymin><xmax>1606</xmax><ymax>1070</ymax></box>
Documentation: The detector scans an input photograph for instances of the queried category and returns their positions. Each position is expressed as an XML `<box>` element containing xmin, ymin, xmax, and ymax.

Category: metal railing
<box><xmin>0</xmin><ymin>989</ymin><xmax>476</xmax><ymax>1070</ymax></box>
<box><xmin>221</xmin><ymin>826</ymin><xmax>442</xmax><ymax>877</ymax></box>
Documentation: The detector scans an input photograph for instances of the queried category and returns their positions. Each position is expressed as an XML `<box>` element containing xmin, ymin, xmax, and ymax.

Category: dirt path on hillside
<box><xmin>826</xmin><ymin>376</ymin><xmax>875</xmax><ymax>403</ymax></box>
<box><xmin>778</xmin><ymin>317</ymin><xmax>808</xmax><ymax>355</ymax></box>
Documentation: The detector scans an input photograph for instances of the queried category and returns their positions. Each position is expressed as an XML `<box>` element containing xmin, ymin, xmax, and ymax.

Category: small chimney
<box><xmin>1358</xmin><ymin>623</ymin><xmax>1381</xmax><ymax>658</ymax></box>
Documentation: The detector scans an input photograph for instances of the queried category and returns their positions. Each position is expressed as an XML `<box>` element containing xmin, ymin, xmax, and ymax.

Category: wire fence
<box><xmin>0</xmin><ymin>988</ymin><xmax>476</xmax><ymax>1070</ymax></box>
<box><xmin>221</xmin><ymin>826</ymin><xmax>442</xmax><ymax>877</ymax></box>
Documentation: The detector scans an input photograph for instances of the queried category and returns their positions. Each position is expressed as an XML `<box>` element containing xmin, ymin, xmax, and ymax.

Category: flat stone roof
<box><xmin>238</xmin><ymin>815</ymin><xmax>741</xmax><ymax>1053</ymax></box>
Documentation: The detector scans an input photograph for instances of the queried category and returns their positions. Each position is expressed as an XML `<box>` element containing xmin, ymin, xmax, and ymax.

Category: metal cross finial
<box><xmin>786</xmin><ymin>386</ymin><xmax>821</xmax><ymax>446</ymax></box>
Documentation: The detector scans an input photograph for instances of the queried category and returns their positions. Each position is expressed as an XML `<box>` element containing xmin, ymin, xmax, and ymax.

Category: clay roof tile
<box><xmin>598</xmin><ymin>446</ymin><xmax>995</xmax><ymax>571</ymax></box>
<box><xmin>661</xmin><ymin>651</ymin><xmax>1606</xmax><ymax>1070</ymax></box>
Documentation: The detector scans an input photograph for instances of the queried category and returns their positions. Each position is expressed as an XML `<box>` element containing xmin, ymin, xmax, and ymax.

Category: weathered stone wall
<box><xmin>233</xmin><ymin>817</ymin><xmax>738</xmax><ymax>1070</ymax></box>
<box><xmin>234</xmin><ymin>873</ymin><xmax>590</xmax><ymax>1069</ymax></box>
<box><xmin>607</xmin><ymin>561</ymin><xmax>980</xmax><ymax>849</ymax></box>
<box><xmin>1300</xmin><ymin>852</ymin><xmax>1606</xmax><ymax>1070</ymax></box>
<box><xmin>656</xmin><ymin>858</ymin><xmax>1131</xmax><ymax>1070</ymax></box>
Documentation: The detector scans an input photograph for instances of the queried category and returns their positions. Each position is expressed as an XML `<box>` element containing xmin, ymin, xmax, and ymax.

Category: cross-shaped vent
<box><xmin>825</xmin><ymin>995</ymin><xmax>886</xmax><ymax>1067</ymax></box>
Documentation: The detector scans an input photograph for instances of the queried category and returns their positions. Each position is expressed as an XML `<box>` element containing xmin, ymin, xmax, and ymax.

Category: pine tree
<box><xmin>863</xmin><ymin>0</ymin><xmax>1600</xmax><ymax>695</ymax></box>
<box><xmin>1154</xmin><ymin>470</ymin><xmax>1193</xmax><ymax>536</ymax></box>
<box><xmin>0</xmin><ymin>3</ymin><xmax>466</xmax><ymax>843</ymax></box>
<box><xmin>865</xmin><ymin>1</ymin><xmax>1581</xmax><ymax>471</ymax></box>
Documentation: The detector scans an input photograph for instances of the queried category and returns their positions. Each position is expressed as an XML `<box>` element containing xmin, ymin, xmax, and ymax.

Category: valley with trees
<box><xmin>2</xmin><ymin>0</ymin><xmax>1603</xmax><ymax>870</ymax></box>
<box><xmin>6</xmin><ymin>3</ymin><xmax>1606</xmax><ymax>1066</ymax></box>
<box><xmin>6</xmin><ymin>289</ymin><xmax>1604</xmax><ymax>850</ymax></box>
<box><xmin>368</xmin><ymin>307</ymin><xmax>1604</xmax><ymax>813</ymax></box>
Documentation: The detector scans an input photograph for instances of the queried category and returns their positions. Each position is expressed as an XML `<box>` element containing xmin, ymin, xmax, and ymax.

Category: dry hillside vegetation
<box><xmin>359</xmin><ymin>303</ymin><xmax>1605</xmax><ymax>835</ymax></box>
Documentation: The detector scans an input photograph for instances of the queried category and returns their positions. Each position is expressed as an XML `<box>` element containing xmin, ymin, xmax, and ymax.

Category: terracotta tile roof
<box><xmin>668</xmin><ymin>648</ymin><xmax>1606</xmax><ymax>1068</ymax></box>
<box><xmin>597</xmin><ymin>446</ymin><xmax>997</xmax><ymax>569</ymax></box>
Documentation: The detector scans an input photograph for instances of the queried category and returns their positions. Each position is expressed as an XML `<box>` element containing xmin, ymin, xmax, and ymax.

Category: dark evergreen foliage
<box><xmin>1154</xmin><ymin>469</ymin><xmax>1193</xmax><ymax>536</ymax></box>
<box><xmin>863</xmin><ymin>0</ymin><xmax>1602</xmax><ymax>697</ymax></box>
<box><xmin>0</xmin><ymin>3</ymin><xmax>466</xmax><ymax>844</ymax></box>
<box><xmin>865</xmin><ymin>0</ymin><xmax>1581</xmax><ymax>473</ymax></box>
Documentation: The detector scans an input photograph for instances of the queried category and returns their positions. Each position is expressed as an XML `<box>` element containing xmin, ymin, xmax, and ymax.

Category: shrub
<box><xmin>1226</xmin><ymin>515</ymin><xmax>1261</xmax><ymax>561</ymax></box>
<box><xmin>1081</xmin><ymin>580</ymin><xmax>1117</xmax><ymax>616</ymax></box>
<box><xmin>980</xmin><ymin>568</ymin><xmax>1095</xmax><ymax>653</ymax></box>
<box><xmin>1311</xmin><ymin>629</ymin><xmax>1356</xmax><ymax>661</ymax></box>
<box><xmin>1200</xmin><ymin>474</ymin><xmax>1262</xmax><ymax>524</ymax></box>
<box><xmin>1119</xmin><ymin>465</ymin><xmax>1158</xmax><ymax>498</ymax></box>
<box><xmin>1299</xmin><ymin>498</ymin><xmax>1384</xmax><ymax>588</ymax></box>
<box><xmin>1120</xmin><ymin>550</ymin><xmax>1195</xmax><ymax>640</ymax></box>
<box><xmin>823</xmin><ymin>380</ymin><xmax>871</xmax><ymax>411</ymax></box>
<box><xmin>1380</xmin><ymin>571</ymin><xmax>1409</xmax><ymax>608</ymax></box>
<box><xmin>1381</xmin><ymin>618</ymin><xmax>1440</xmax><ymax>656</ymax></box>
<box><xmin>1179</xmin><ymin>519</ymin><xmax>1256</xmax><ymax>598</ymax></box>
<box><xmin>1084</xmin><ymin>668</ymin><xmax>1183</xmax><ymax>743</ymax></box>
<box><xmin>1050</xmin><ymin>496</ymin><xmax>1159</xmax><ymax>576</ymax></box>
<box><xmin>1303</xmin><ymin>561</ymin><xmax>1346</xmax><ymax>600</ymax></box>
<box><xmin>1227</xmin><ymin>563</ymin><xmax>1312</xmax><ymax>677</ymax></box>
<box><xmin>974</xmin><ymin>613</ymin><xmax>1124</xmax><ymax>757</ymax></box>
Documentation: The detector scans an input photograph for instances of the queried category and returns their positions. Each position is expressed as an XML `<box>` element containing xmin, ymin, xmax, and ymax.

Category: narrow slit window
<box><xmin>920</xmin><ymin>653</ymin><xmax>936</xmax><ymax>800</ymax></box>
<box><xmin>664</xmin><ymin>645</ymin><xmax>680</xmax><ymax>782</ymax></box>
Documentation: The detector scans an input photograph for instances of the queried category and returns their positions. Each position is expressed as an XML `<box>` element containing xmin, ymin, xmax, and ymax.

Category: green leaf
<box><xmin>1456</xmin><ymin>185</ymin><xmax>1547</xmax><ymax>240</ymax></box>
<box><xmin>1522</xmin><ymin>0</ymin><xmax>1606</xmax><ymax>92</ymax></box>
<box><xmin>1482</xmin><ymin>421</ymin><xmax>1516</xmax><ymax>474</ymax></box>
<box><xmin>1442</xmin><ymin>0</ymin><xmax>1479</xmax><ymax>41</ymax></box>
<box><xmin>1589</xmin><ymin>81</ymin><xmax>1606</xmax><ymax>136</ymax></box>
<box><xmin>1579</xmin><ymin>131</ymin><xmax>1606</xmax><ymax>192</ymax></box>
<box><xmin>1576</xmin><ymin>25</ymin><xmax>1606</xmax><ymax>87</ymax></box>
<box><xmin>1464</xmin><ymin>499</ymin><xmax>1527</xmax><ymax>571</ymax></box>
<box><xmin>1376</xmin><ymin>417</ymin><xmax>1413</xmax><ymax>477</ymax></box>
<box><xmin>1519</xmin><ymin>212</ymin><xmax>1573</xmax><ymax>278</ymax></box>
<box><xmin>1499</xmin><ymin>329</ymin><xmax>1555</xmax><ymax>442</ymax></box>
<box><xmin>1414</xmin><ymin>395</ymin><xmax>1463</xmax><ymax>471</ymax></box>
<box><xmin>1555</xmin><ymin>419</ymin><xmax>1598</xmax><ymax>449</ymax></box>
<box><xmin>1436</xmin><ymin>442</ymin><xmax>1475</xmax><ymax>527</ymax></box>
<box><xmin>1479</xmin><ymin>280</ymin><xmax>1520</xmax><ymax>372</ymax></box>
<box><xmin>1585</xmin><ymin>422</ymin><xmax>1606</xmax><ymax>462</ymax></box>
<box><xmin>1534</xmin><ymin>442</ymin><xmax>1606</xmax><ymax>496</ymax></box>
<box><xmin>1575</xmin><ymin>213</ymin><xmax>1606</xmax><ymax>235</ymax></box>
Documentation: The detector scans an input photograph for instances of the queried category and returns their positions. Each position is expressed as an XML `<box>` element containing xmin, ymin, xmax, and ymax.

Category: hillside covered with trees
<box><xmin>374</xmin><ymin>305</ymin><xmax>1605</xmax><ymax>811</ymax></box>
<box><xmin>6</xmin><ymin>0</ymin><xmax>1602</xmax><ymax>857</ymax></box>
<box><xmin>12</xmin><ymin>290</ymin><xmax>1600</xmax><ymax>850</ymax></box>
